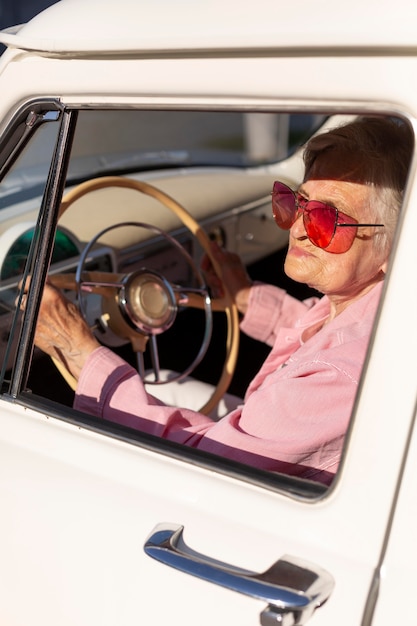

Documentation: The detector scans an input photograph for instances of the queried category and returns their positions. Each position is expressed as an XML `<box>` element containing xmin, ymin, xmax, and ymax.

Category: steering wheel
<box><xmin>52</xmin><ymin>176</ymin><xmax>240</xmax><ymax>415</ymax></box>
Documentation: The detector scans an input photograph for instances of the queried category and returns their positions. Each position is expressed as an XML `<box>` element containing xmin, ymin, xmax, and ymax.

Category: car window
<box><xmin>0</xmin><ymin>105</ymin><xmax>407</xmax><ymax>496</ymax></box>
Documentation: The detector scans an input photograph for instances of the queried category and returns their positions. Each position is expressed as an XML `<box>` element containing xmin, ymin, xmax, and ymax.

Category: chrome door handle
<box><xmin>144</xmin><ymin>524</ymin><xmax>334</xmax><ymax>626</ymax></box>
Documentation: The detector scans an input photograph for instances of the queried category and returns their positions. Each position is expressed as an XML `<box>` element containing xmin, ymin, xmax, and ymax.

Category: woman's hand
<box><xmin>20</xmin><ymin>282</ymin><xmax>100</xmax><ymax>381</ymax></box>
<box><xmin>201</xmin><ymin>241</ymin><xmax>253</xmax><ymax>315</ymax></box>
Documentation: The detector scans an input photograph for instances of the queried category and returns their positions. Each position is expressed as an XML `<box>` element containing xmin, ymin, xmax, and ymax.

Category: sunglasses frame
<box><xmin>271</xmin><ymin>180</ymin><xmax>384</xmax><ymax>253</ymax></box>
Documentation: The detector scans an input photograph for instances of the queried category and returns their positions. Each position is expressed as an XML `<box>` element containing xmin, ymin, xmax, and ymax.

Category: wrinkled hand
<box><xmin>21</xmin><ymin>282</ymin><xmax>100</xmax><ymax>381</ymax></box>
<box><xmin>201</xmin><ymin>241</ymin><xmax>253</xmax><ymax>314</ymax></box>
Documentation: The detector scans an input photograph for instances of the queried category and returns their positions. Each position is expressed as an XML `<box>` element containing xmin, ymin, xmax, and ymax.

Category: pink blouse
<box><xmin>74</xmin><ymin>281</ymin><xmax>383</xmax><ymax>485</ymax></box>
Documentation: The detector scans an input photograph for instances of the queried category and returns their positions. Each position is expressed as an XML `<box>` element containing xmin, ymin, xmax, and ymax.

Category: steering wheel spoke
<box><xmin>173</xmin><ymin>286</ymin><xmax>229</xmax><ymax>312</ymax></box>
<box><xmin>173</xmin><ymin>284</ymin><xmax>210</xmax><ymax>307</ymax></box>
<box><xmin>50</xmin><ymin>271</ymin><xmax>123</xmax><ymax>298</ymax></box>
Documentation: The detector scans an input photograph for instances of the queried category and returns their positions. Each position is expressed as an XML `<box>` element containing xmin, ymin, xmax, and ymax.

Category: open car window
<box><xmin>0</xmin><ymin>105</ymin><xmax>409</xmax><ymax>498</ymax></box>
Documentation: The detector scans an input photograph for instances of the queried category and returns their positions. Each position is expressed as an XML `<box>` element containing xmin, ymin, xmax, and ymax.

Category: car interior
<box><xmin>0</xmin><ymin>105</ymin><xmax>374</xmax><ymax>493</ymax></box>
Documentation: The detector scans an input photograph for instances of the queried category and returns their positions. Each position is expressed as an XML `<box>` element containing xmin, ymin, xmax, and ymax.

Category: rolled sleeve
<box><xmin>240</xmin><ymin>283</ymin><xmax>318</xmax><ymax>346</ymax></box>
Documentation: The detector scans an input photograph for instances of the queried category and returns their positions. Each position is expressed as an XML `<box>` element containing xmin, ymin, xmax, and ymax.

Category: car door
<box><xmin>0</xmin><ymin>347</ymin><xmax>414</xmax><ymax>626</ymax></box>
<box><xmin>0</xmin><ymin>103</ymin><xmax>416</xmax><ymax>626</ymax></box>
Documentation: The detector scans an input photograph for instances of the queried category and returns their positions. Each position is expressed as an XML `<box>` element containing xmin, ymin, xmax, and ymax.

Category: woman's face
<box><xmin>284</xmin><ymin>152</ymin><xmax>388</xmax><ymax>304</ymax></box>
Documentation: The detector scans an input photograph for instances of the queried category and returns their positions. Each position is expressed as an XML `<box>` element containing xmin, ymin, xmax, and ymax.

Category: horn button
<box><xmin>119</xmin><ymin>270</ymin><xmax>177</xmax><ymax>334</ymax></box>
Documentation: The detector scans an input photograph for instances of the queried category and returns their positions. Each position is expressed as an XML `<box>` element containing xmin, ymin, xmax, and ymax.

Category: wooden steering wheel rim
<box><xmin>55</xmin><ymin>175</ymin><xmax>240</xmax><ymax>415</ymax></box>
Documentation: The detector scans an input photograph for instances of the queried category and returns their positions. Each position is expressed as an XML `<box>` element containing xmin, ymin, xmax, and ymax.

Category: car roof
<box><xmin>0</xmin><ymin>0</ymin><xmax>416</xmax><ymax>56</ymax></box>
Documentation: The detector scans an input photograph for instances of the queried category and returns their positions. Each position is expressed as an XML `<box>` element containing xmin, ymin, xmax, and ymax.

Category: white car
<box><xmin>0</xmin><ymin>1</ymin><xmax>416</xmax><ymax>625</ymax></box>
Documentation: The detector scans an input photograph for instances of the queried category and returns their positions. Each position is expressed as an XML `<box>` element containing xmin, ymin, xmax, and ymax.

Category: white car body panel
<box><xmin>1</xmin><ymin>0</ymin><xmax>417</xmax><ymax>51</ymax></box>
<box><xmin>0</xmin><ymin>1</ymin><xmax>415</xmax><ymax>625</ymax></box>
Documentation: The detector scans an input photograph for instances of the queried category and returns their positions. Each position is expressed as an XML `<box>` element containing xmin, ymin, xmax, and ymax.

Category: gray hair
<box><xmin>303</xmin><ymin>116</ymin><xmax>413</xmax><ymax>255</ymax></box>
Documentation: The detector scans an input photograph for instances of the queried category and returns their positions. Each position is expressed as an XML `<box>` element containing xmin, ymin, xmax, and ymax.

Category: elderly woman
<box><xmin>31</xmin><ymin>116</ymin><xmax>412</xmax><ymax>485</ymax></box>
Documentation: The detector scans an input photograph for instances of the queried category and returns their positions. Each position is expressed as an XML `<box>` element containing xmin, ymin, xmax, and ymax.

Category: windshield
<box><xmin>0</xmin><ymin>109</ymin><xmax>324</xmax><ymax>209</ymax></box>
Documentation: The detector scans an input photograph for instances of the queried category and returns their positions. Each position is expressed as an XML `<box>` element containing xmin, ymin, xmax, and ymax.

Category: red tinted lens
<box><xmin>325</xmin><ymin>210</ymin><xmax>357</xmax><ymax>253</ymax></box>
<box><xmin>304</xmin><ymin>204</ymin><xmax>357</xmax><ymax>253</ymax></box>
<box><xmin>303</xmin><ymin>204</ymin><xmax>337</xmax><ymax>248</ymax></box>
<box><xmin>271</xmin><ymin>181</ymin><xmax>297</xmax><ymax>230</ymax></box>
